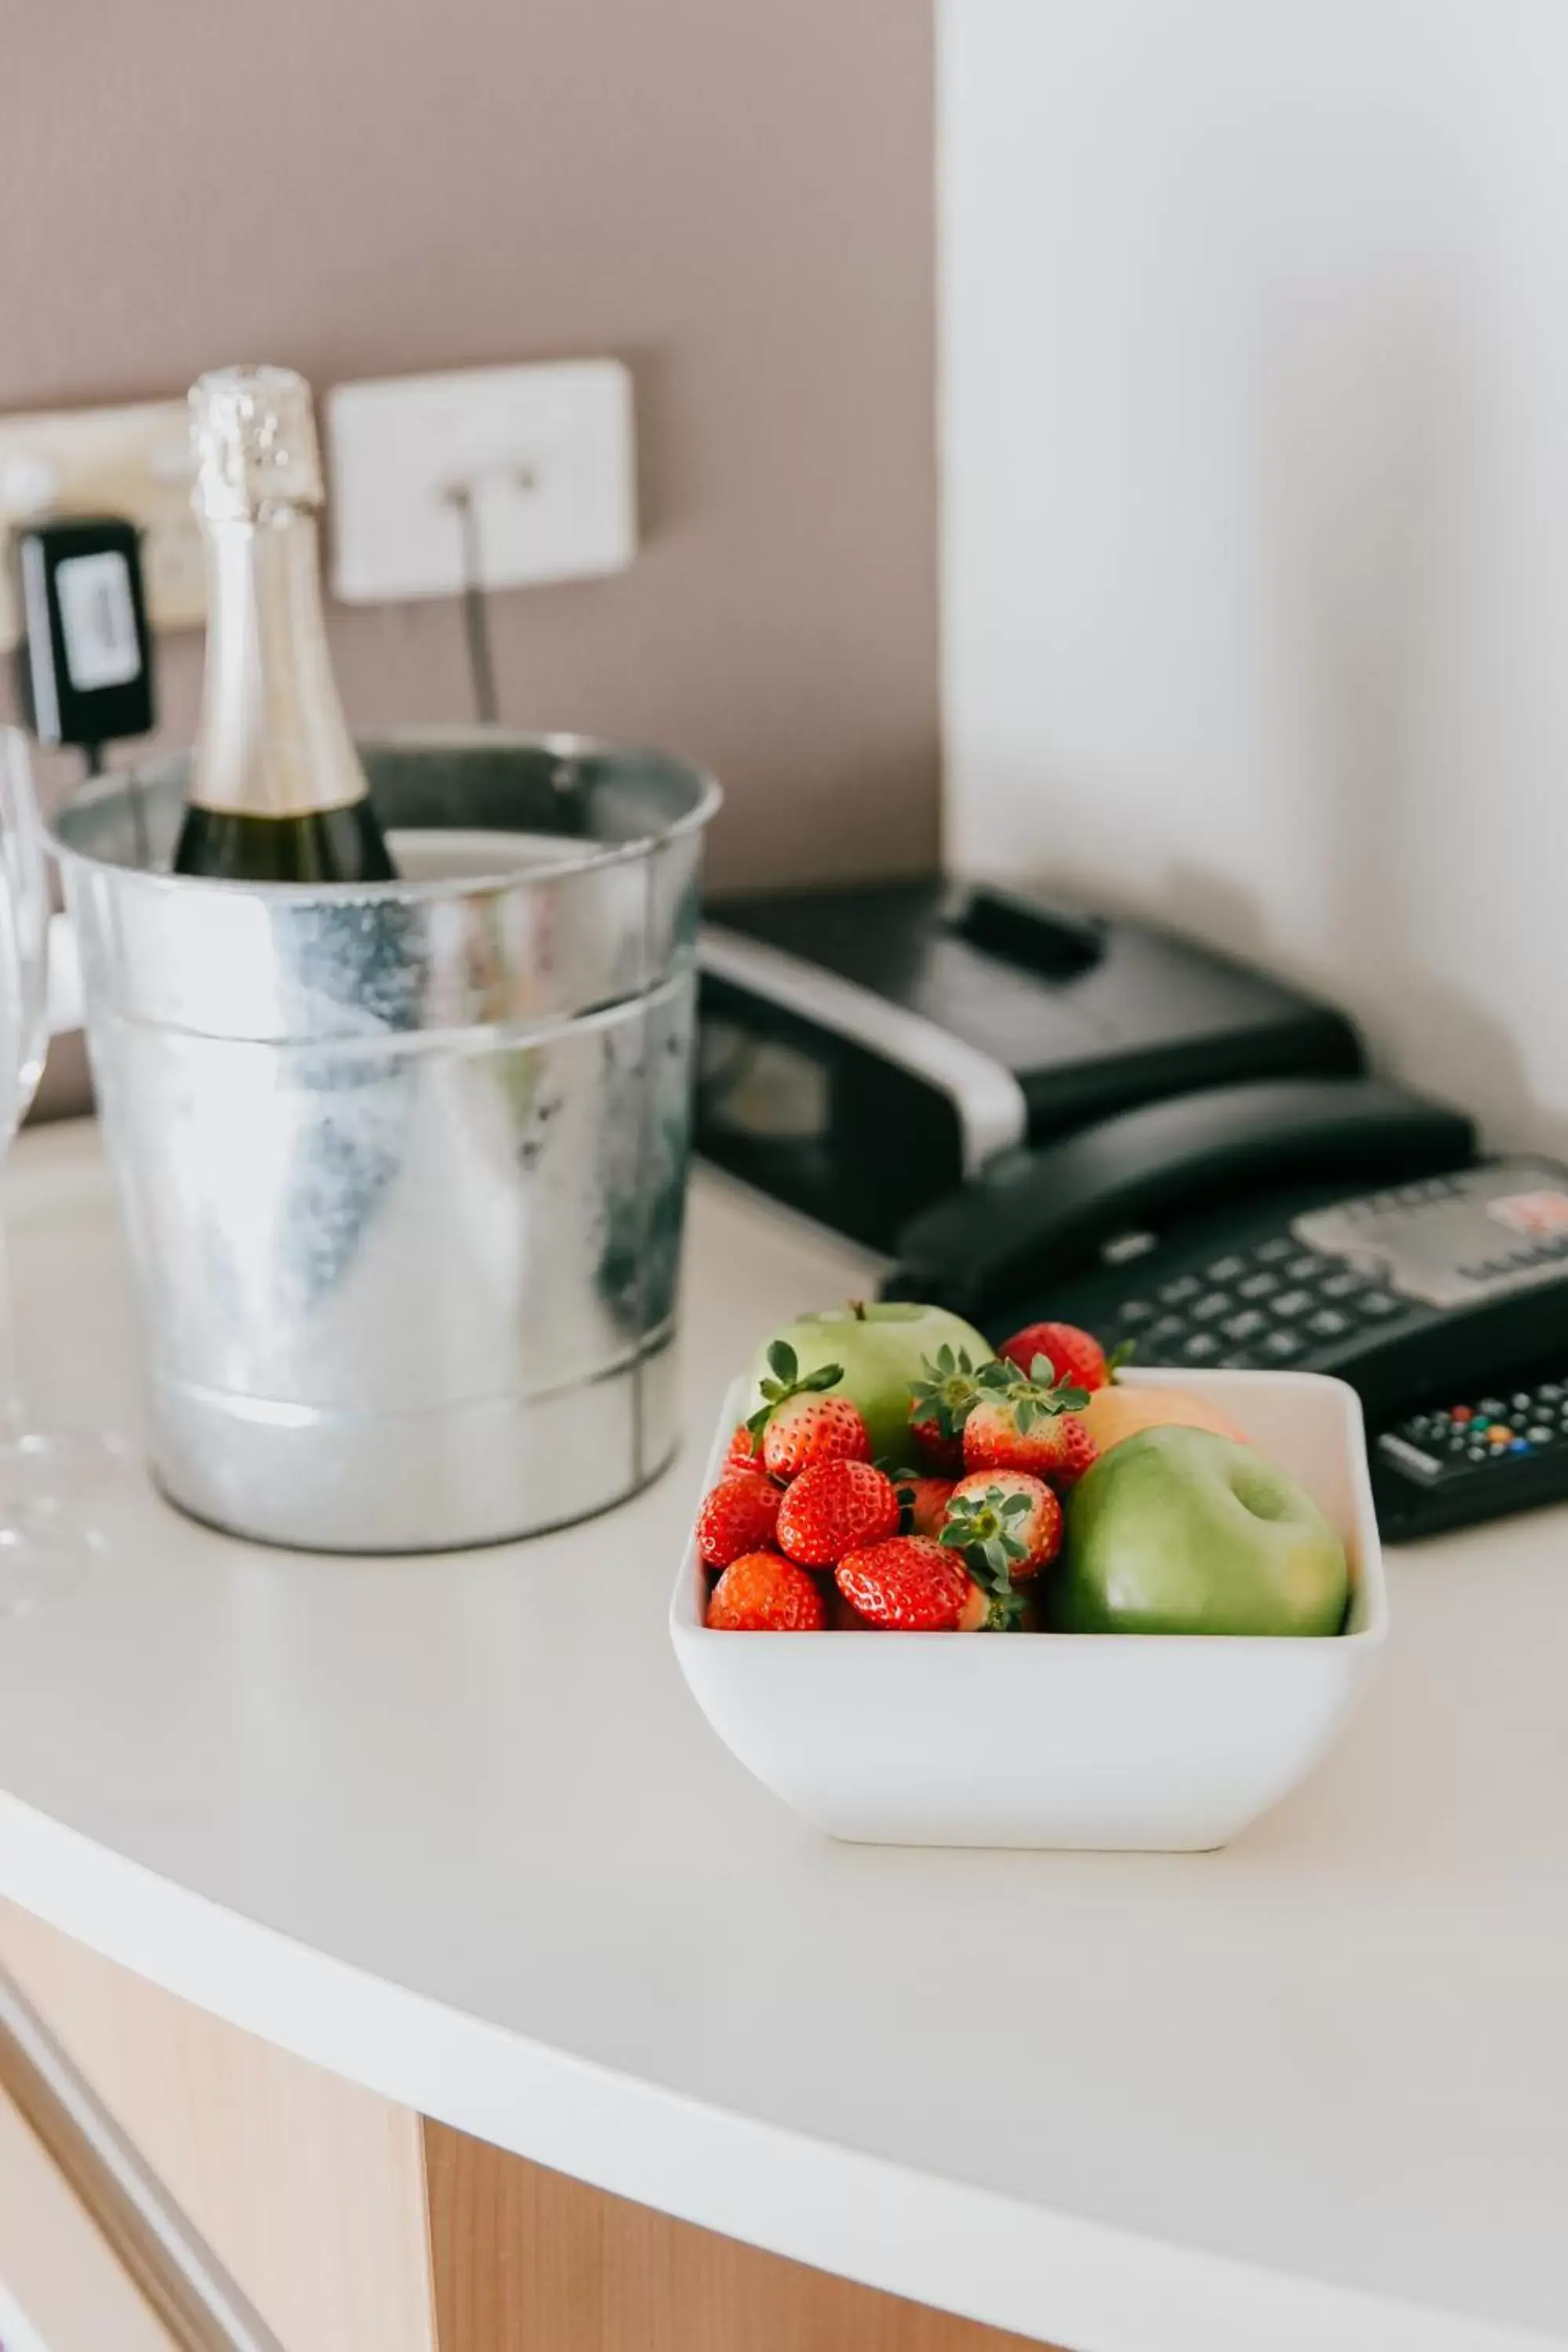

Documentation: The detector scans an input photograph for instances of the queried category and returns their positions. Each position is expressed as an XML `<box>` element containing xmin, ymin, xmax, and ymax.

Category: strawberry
<box><xmin>962</xmin><ymin>1395</ymin><xmax>1098</xmax><ymax>1489</ymax></box>
<box><xmin>827</xmin><ymin>1585</ymin><xmax>872</xmax><ymax>1631</ymax></box>
<box><xmin>910</xmin><ymin>1344</ymin><xmax>1091</xmax><ymax>1485</ymax></box>
<box><xmin>706</xmin><ymin>1551</ymin><xmax>826</xmax><ymax>1631</ymax></box>
<box><xmin>907</xmin><ymin>1342</ymin><xmax>1000</xmax><ymax>1459</ymax></box>
<box><xmin>775</xmin><ymin>1459</ymin><xmax>900</xmax><ymax>1569</ymax></box>
<box><xmin>761</xmin><ymin>1391</ymin><xmax>871</xmax><ymax>1481</ymax></box>
<box><xmin>942</xmin><ymin>1469</ymin><xmax>1062</xmax><ymax>1581</ymax></box>
<box><xmin>910</xmin><ymin>1418</ymin><xmax>965</xmax><ymax>1475</ymax></box>
<box><xmin>834</xmin><ymin>1534</ymin><xmax>989</xmax><ymax>1631</ymax></box>
<box><xmin>999</xmin><ymin>1319</ymin><xmax>1123</xmax><ymax>1392</ymax></box>
<box><xmin>743</xmin><ymin>1337</ymin><xmax>848</xmax><ymax>1455</ymax></box>
<box><xmin>724</xmin><ymin>1422</ymin><xmax>764</xmax><ymax>1474</ymax></box>
<box><xmin>891</xmin><ymin>1471</ymin><xmax>955</xmax><ymax>1537</ymax></box>
<box><xmin>697</xmin><ymin>1470</ymin><xmax>782</xmax><ymax>1569</ymax></box>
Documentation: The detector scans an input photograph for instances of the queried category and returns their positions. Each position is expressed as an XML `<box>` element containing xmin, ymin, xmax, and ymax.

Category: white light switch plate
<box><xmin>326</xmin><ymin>360</ymin><xmax>636</xmax><ymax>605</ymax></box>
<box><xmin>0</xmin><ymin>397</ymin><xmax>203</xmax><ymax>653</ymax></box>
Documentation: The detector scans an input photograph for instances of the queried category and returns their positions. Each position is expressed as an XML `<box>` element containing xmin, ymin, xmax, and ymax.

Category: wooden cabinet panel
<box><xmin>0</xmin><ymin>1903</ymin><xmax>434</xmax><ymax>2352</ymax></box>
<box><xmin>0</xmin><ymin>2084</ymin><xmax>182</xmax><ymax>2352</ymax></box>
<box><xmin>0</xmin><ymin>1903</ymin><xmax>1062</xmax><ymax>2352</ymax></box>
<box><xmin>423</xmin><ymin>2121</ymin><xmax>1059</xmax><ymax>2352</ymax></box>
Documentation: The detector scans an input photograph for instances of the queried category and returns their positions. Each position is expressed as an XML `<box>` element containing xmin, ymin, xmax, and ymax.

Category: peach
<box><xmin>1079</xmin><ymin>1382</ymin><xmax>1253</xmax><ymax>1458</ymax></box>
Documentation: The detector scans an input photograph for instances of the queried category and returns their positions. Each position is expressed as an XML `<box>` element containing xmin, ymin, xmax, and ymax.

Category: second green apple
<box><xmin>1052</xmin><ymin>1425</ymin><xmax>1349</xmax><ymax>1636</ymax></box>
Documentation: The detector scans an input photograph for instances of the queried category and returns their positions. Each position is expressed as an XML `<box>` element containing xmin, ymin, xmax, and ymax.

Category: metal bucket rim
<box><xmin>46</xmin><ymin>724</ymin><xmax>724</xmax><ymax>904</ymax></box>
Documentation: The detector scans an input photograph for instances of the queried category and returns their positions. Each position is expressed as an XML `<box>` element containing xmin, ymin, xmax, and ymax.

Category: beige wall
<box><xmin>0</xmin><ymin>0</ymin><xmax>938</xmax><ymax>893</ymax></box>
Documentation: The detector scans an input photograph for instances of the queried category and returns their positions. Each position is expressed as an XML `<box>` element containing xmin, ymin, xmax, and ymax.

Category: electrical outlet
<box><xmin>0</xmin><ymin>398</ymin><xmax>203</xmax><ymax>653</ymax></box>
<box><xmin>326</xmin><ymin>359</ymin><xmax>636</xmax><ymax>604</ymax></box>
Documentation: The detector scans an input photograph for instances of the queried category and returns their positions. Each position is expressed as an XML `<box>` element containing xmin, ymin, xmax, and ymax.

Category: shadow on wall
<box><xmin>941</xmin><ymin>0</ymin><xmax>1568</xmax><ymax>1160</ymax></box>
<box><xmin>958</xmin><ymin>177</ymin><xmax>1558</xmax><ymax>1159</ymax></box>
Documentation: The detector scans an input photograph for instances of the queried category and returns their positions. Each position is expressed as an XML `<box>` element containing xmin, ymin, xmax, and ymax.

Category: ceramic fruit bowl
<box><xmin>669</xmin><ymin>1366</ymin><xmax>1387</xmax><ymax>1851</ymax></box>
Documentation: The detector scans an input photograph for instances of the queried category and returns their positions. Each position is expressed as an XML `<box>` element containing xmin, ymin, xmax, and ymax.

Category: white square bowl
<box><xmin>669</xmin><ymin>1366</ymin><xmax>1388</xmax><ymax>1851</ymax></box>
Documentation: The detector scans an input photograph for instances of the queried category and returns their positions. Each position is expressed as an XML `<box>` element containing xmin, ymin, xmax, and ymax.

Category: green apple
<box><xmin>1052</xmin><ymin>1425</ymin><xmax>1348</xmax><ymax>1636</ymax></box>
<box><xmin>746</xmin><ymin>1302</ymin><xmax>994</xmax><ymax>1462</ymax></box>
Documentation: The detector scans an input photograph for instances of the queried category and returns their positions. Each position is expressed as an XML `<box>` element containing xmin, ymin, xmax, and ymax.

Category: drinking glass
<box><xmin>0</xmin><ymin>728</ymin><xmax>125</xmax><ymax>1613</ymax></box>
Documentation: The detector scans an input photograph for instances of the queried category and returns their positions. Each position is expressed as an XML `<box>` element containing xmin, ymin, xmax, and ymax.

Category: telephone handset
<box><xmin>885</xmin><ymin>1076</ymin><xmax>1568</xmax><ymax>1540</ymax></box>
<box><xmin>888</xmin><ymin>1077</ymin><xmax>1477</xmax><ymax>1319</ymax></box>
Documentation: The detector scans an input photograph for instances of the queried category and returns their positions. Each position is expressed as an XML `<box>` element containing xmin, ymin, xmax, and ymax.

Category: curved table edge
<box><xmin>0</xmin><ymin>1790</ymin><xmax>1552</xmax><ymax>2352</ymax></box>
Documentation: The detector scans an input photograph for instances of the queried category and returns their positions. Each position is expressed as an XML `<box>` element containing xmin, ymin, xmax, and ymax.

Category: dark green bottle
<box><xmin>173</xmin><ymin>365</ymin><xmax>397</xmax><ymax>885</ymax></box>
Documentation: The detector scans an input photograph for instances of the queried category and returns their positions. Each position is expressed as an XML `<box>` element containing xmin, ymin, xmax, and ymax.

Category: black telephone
<box><xmin>885</xmin><ymin>1076</ymin><xmax>1568</xmax><ymax>1541</ymax></box>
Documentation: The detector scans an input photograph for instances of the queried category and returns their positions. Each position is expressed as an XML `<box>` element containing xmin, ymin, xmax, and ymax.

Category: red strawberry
<box><xmin>776</xmin><ymin>1459</ymin><xmax>900</xmax><ymax>1569</ymax></box>
<box><xmin>892</xmin><ymin>1471</ymin><xmax>956</xmax><ymax>1537</ymax></box>
<box><xmin>835</xmin><ymin>1534</ymin><xmax>989</xmax><ymax>1632</ymax></box>
<box><xmin>724</xmin><ymin>1422</ymin><xmax>764</xmax><ymax>1474</ymax></box>
<box><xmin>907</xmin><ymin>1341</ymin><xmax>992</xmax><ymax>1465</ymax></box>
<box><xmin>962</xmin><ymin>1396</ymin><xmax>1098</xmax><ymax>1489</ymax></box>
<box><xmin>827</xmin><ymin>1586</ymin><xmax>872</xmax><ymax>1631</ymax></box>
<box><xmin>697</xmin><ymin>1470</ymin><xmax>782</xmax><ymax>1569</ymax></box>
<box><xmin>707</xmin><ymin>1551</ymin><xmax>826</xmax><ymax>1631</ymax></box>
<box><xmin>761</xmin><ymin>1391</ymin><xmax>871</xmax><ymax>1481</ymax></box>
<box><xmin>943</xmin><ymin>1469</ymin><xmax>1062</xmax><ymax>1581</ymax></box>
<box><xmin>910</xmin><ymin>1418</ymin><xmax>965</xmax><ymax>1475</ymax></box>
<box><xmin>999</xmin><ymin>1319</ymin><xmax>1116</xmax><ymax>1392</ymax></box>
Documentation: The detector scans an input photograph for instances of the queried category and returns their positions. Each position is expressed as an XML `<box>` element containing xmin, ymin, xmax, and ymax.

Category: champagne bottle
<box><xmin>172</xmin><ymin>365</ymin><xmax>397</xmax><ymax>884</ymax></box>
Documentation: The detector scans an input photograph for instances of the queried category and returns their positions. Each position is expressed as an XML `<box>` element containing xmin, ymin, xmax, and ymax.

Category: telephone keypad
<box><xmin>1108</xmin><ymin>1227</ymin><xmax>1410</xmax><ymax>1371</ymax></box>
<box><xmin>1158</xmin><ymin>1276</ymin><xmax>1202</xmax><ymax>1305</ymax></box>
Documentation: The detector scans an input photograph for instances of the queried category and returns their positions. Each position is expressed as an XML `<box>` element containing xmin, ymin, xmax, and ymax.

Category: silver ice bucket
<box><xmin>51</xmin><ymin>729</ymin><xmax>721</xmax><ymax>1552</ymax></box>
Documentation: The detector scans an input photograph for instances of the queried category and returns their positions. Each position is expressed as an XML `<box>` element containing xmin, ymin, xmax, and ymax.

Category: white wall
<box><xmin>941</xmin><ymin>0</ymin><xmax>1568</xmax><ymax>1149</ymax></box>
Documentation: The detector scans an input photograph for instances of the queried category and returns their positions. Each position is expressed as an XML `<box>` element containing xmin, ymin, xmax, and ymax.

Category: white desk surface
<box><xmin>0</xmin><ymin>1120</ymin><xmax>1563</xmax><ymax>2352</ymax></box>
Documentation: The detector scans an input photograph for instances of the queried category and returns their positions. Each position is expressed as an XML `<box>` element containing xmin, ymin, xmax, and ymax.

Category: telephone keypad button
<box><xmin>1271</xmin><ymin>1290</ymin><xmax>1316</xmax><ymax>1319</ymax></box>
<box><xmin>1157</xmin><ymin>1276</ymin><xmax>1202</xmax><ymax>1305</ymax></box>
<box><xmin>1206</xmin><ymin>1255</ymin><xmax>1247</xmax><ymax>1282</ymax></box>
<box><xmin>1181</xmin><ymin>1333</ymin><xmax>1221</xmax><ymax>1362</ymax></box>
<box><xmin>1237</xmin><ymin>1272</ymin><xmax>1280</xmax><ymax>1301</ymax></box>
<box><xmin>1306</xmin><ymin>1308</ymin><xmax>1351</xmax><ymax>1338</ymax></box>
<box><xmin>1221</xmin><ymin>1309</ymin><xmax>1267</xmax><ymax>1341</ymax></box>
<box><xmin>1356</xmin><ymin>1290</ymin><xmax>1400</xmax><ymax>1316</ymax></box>
<box><xmin>1190</xmin><ymin>1293</ymin><xmax>1232</xmax><ymax>1323</ymax></box>
<box><xmin>1284</xmin><ymin>1254</ymin><xmax>1321</xmax><ymax>1283</ymax></box>
<box><xmin>1255</xmin><ymin>1238</ymin><xmax>1294</xmax><ymax>1263</ymax></box>
<box><xmin>1318</xmin><ymin>1270</ymin><xmax>1363</xmax><ymax>1300</ymax></box>
<box><xmin>1261</xmin><ymin>1330</ymin><xmax>1305</xmax><ymax>1360</ymax></box>
<box><xmin>1117</xmin><ymin>1300</ymin><xmax>1156</xmax><ymax>1326</ymax></box>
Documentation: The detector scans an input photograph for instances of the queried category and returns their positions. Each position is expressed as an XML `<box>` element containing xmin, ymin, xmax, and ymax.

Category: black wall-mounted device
<box><xmin>13</xmin><ymin>514</ymin><xmax>155</xmax><ymax>760</ymax></box>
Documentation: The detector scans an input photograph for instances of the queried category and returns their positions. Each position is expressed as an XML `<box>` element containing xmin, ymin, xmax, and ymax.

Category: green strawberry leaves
<box><xmin>1004</xmin><ymin>1355</ymin><xmax>1091</xmax><ymax>1429</ymax></box>
<box><xmin>909</xmin><ymin>1346</ymin><xmax>1089</xmax><ymax>1452</ymax></box>
<box><xmin>908</xmin><ymin>1344</ymin><xmax>988</xmax><ymax>1440</ymax></box>
<box><xmin>744</xmin><ymin>1343</ymin><xmax>846</xmax><ymax>1442</ymax></box>
<box><xmin>938</xmin><ymin>1481</ymin><xmax>1033</xmax><ymax>1631</ymax></box>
